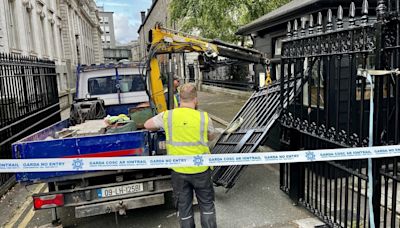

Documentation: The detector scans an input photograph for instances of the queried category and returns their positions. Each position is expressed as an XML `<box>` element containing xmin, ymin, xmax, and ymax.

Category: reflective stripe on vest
<box><xmin>163</xmin><ymin>108</ymin><xmax>210</xmax><ymax>174</ymax></box>
<box><xmin>174</xmin><ymin>95</ymin><xmax>179</xmax><ymax>107</ymax></box>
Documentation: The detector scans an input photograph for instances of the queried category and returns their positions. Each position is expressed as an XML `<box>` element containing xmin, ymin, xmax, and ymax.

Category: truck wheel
<box><xmin>164</xmin><ymin>191</ymin><xmax>176</xmax><ymax>210</ymax></box>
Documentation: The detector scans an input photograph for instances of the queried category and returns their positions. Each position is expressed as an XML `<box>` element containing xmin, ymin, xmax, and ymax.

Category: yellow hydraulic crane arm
<box><xmin>149</xmin><ymin>26</ymin><xmax>219</xmax><ymax>55</ymax></box>
<box><xmin>147</xmin><ymin>26</ymin><xmax>220</xmax><ymax>113</ymax></box>
<box><xmin>147</xmin><ymin>25</ymin><xmax>269</xmax><ymax>114</ymax></box>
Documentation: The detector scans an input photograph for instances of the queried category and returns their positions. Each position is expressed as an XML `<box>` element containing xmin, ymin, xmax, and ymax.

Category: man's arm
<box><xmin>144</xmin><ymin>112</ymin><xmax>164</xmax><ymax>131</ymax></box>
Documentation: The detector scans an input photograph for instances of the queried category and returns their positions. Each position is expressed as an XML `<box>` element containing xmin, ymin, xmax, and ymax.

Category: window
<box><xmin>88</xmin><ymin>75</ymin><xmax>145</xmax><ymax>95</ymax></box>
<box><xmin>51</xmin><ymin>23</ymin><xmax>57</xmax><ymax>58</ymax></box>
<box><xmin>101</xmin><ymin>35</ymin><xmax>105</xmax><ymax>42</ymax></box>
<box><xmin>271</xmin><ymin>37</ymin><xmax>285</xmax><ymax>81</ymax></box>
<box><xmin>99</xmin><ymin>17</ymin><xmax>103</xmax><ymax>23</ymax></box>
<box><xmin>59</xmin><ymin>28</ymin><xmax>64</xmax><ymax>59</ymax></box>
<box><xmin>104</xmin><ymin>17</ymin><xmax>109</xmax><ymax>23</ymax></box>
<box><xmin>57</xmin><ymin>73</ymin><xmax>67</xmax><ymax>92</ymax></box>
<box><xmin>6</xmin><ymin>0</ymin><xmax>19</xmax><ymax>49</ymax></box>
<box><xmin>24</xmin><ymin>8</ymin><xmax>35</xmax><ymax>52</ymax></box>
<box><xmin>105</xmin><ymin>26</ymin><xmax>110</xmax><ymax>33</ymax></box>
<box><xmin>275</xmin><ymin>64</ymin><xmax>281</xmax><ymax>80</ymax></box>
<box><xmin>273</xmin><ymin>37</ymin><xmax>284</xmax><ymax>57</ymax></box>
<box><xmin>106</xmin><ymin>36</ymin><xmax>110</xmax><ymax>42</ymax></box>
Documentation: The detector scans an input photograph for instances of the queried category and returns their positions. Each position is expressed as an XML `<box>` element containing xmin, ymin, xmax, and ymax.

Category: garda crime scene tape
<box><xmin>2</xmin><ymin>145</ymin><xmax>400</xmax><ymax>173</ymax></box>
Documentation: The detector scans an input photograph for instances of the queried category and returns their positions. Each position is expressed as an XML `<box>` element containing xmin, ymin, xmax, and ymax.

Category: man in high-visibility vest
<box><xmin>145</xmin><ymin>83</ymin><xmax>217</xmax><ymax>228</ymax></box>
<box><xmin>164</xmin><ymin>75</ymin><xmax>181</xmax><ymax>108</ymax></box>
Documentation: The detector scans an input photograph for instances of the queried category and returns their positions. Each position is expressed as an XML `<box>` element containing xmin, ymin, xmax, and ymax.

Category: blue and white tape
<box><xmin>1</xmin><ymin>145</ymin><xmax>400</xmax><ymax>173</ymax></box>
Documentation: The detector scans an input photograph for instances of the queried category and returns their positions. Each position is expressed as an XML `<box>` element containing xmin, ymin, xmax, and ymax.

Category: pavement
<box><xmin>0</xmin><ymin>88</ymin><xmax>324</xmax><ymax>228</ymax></box>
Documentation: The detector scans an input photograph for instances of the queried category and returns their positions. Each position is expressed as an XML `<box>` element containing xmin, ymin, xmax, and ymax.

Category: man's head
<box><xmin>179</xmin><ymin>83</ymin><xmax>198</xmax><ymax>108</ymax></box>
<box><xmin>173</xmin><ymin>76</ymin><xmax>180</xmax><ymax>90</ymax></box>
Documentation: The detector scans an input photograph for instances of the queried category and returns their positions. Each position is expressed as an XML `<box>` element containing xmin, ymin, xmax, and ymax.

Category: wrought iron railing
<box><xmin>202</xmin><ymin>63</ymin><xmax>255</xmax><ymax>91</ymax></box>
<box><xmin>202</xmin><ymin>79</ymin><xmax>254</xmax><ymax>91</ymax></box>
<box><xmin>279</xmin><ymin>0</ymin><xmax>400</xmax><ymax>227</ymax></box>
<box><xmin>0</xmin><ymin>53</ymin><xmax>60</xmax><ymax>195</ymax></box>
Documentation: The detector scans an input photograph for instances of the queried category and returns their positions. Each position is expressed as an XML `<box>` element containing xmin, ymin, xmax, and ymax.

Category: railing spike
<box><xmin>377</xmin><ymin>0</ymin><xmax>387</xmax><ymax>21</ymax></box>
<box><xmin>362</xmin><ymin>0</ymin><xmax>369</xmax><ymax>14</ymax></box>
<box><xmin>337</xmin><ymin>5</ymin><xmax>344</xmax><ymax>30</ymax></box>
<box><xmin>349</xmin><ymin>2</ymin><xmax>356</xmax><ymax>27</ymax></box>
<box><xmin>317</xmin><ymin>12</ymin><xmax>323</xmax><ymax>34</ymax></box>
<box><xmin>361</xmin><ymin>0</ymin><xmax>369</xmax><ymax>25</ymax></box>
<box><xmin>327</xmin><ymin>9</ymin><xmax>333</xmax><ymax>23</ymax></box>
<box><xmin>327</xmin><ymin>9</ymin><xmax>333</xmax><ymax>31</ymax></box>
<box><xmin>287</xmin><ymin>21</ymin><xmax>292</xmax><ymax>38</ymax></box>
<box><xmin>309</xmin><ymin>14</ymin><xmax>314</xmax><ymax>35</ymax></box>
<box><xmin>293</xmin><ymin>19</ymin><xmax>298</xmax><ymax>38</ymax></box>
<box><xmin>301</xmin><ymin>17</ymin><xmax>306</xmax><ymax>37</ymax></box>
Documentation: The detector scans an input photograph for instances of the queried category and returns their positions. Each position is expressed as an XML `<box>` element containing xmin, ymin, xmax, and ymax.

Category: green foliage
<box><xmin>169</xmin><ymin>0</ymin><xmax>291</xmax><ymax>42</ymax></box>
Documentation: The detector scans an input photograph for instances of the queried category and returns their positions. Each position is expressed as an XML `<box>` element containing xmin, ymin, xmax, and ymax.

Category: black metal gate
<box><xmin>279</xmin><ymin>0</ymin><xmax>400</xmax><ymax>227</ymax></box>
<box><xmin>0</xmin><ymin>54</ymin><xmax>60</xmax><ymax>195</ymax></box>
<box><xmin>202</xmin><ymin>62</ymin><xmax>255</xmax><ymax>91</ymax></box>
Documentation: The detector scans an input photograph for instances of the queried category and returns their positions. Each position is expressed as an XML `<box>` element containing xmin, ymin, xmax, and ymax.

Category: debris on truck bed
<box><xmin>68</xmin><ymin>119</ymin><xmax>106</xmax><ymax>136</ymax></box>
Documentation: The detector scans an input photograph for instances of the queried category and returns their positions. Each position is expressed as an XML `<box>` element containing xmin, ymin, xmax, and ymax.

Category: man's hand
<box><xmin>208</xmin><ymin>131</ymin><xmax>216</xmax><ymax>141</ymax></box>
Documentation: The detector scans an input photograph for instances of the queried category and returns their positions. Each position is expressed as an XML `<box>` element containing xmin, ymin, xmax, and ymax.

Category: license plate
<box><xmin>98</xmin><ymin>183</ymin><xmax>144</xmax><ymax>198</ymax></box>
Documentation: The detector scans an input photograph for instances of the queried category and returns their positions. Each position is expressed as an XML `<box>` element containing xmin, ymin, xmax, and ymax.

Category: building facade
<box><xmin>131</xmin><ymin>40</ymin><xmax>140</xmax><ymax>62</ymax></box>
<box><xmin>98</xmin><ymin>7</ymin><xmax>116</xmax><ymax>48</ymax></box>
<box><xmin>103</xmin><ymin>46</ymin><xmax>132</xmax><ymax>63</ymax></box>
<box><xmin>0</xmin><ymin>0</ymin><xmax>104</xmax><ymax>110</ymax></box>
<box><xmin>137</xmin><ymin>0</ymin><xmax>198</xmax><ymax>84</ymax></box>
<box><xmin>0</xmin><ymin>0</ymin><xmax>64</xmax><ymax>61</ymax></box>
<box><xmin>59</xmin><ymin>0</ymin><xmax>104</xmax><ymax>66</ymax></box>
<box><xmin>137</xmin><ymin>0</ymin><xmax>171</xmax><ymax>61</ymax></box>
<box><xmin>0</xmin><ymin>1</ymin><xmax>7</xmax><ymax>53</ymax></box>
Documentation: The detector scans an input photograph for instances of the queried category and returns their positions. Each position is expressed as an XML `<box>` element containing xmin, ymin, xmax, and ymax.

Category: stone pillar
<box><xmin>92</xmin><ymin>26</ymin><xmax>103</xmax><ymax>64</ymax></box>
<box><xmin>14</xmin><ymin>0</ymin><xmax>28</xmax><ymax>55</ymax></box>
<box><xmin>60</xmin><ymin>3</ymin><xmax>72</xmax><ymax>61</ymax></box>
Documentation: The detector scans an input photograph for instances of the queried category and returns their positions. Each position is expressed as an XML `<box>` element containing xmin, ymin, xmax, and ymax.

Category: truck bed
<box><xmin>12</xmin><ymin>119</ymin><xmax>152</xmax><ymax>183</ymax></box>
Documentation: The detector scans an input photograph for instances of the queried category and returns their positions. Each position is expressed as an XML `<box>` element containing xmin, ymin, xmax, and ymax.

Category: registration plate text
<box><xmin>98</xmin><ymin>183</ymin><xmax>144</xmax><ymax>198</ymax></box>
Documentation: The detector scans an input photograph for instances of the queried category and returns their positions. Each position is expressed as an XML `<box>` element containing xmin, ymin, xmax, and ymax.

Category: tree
<box><xmin>169</xmin><ymin>0</ymin><xmax>291</xmax><ymax>43</ymax></box>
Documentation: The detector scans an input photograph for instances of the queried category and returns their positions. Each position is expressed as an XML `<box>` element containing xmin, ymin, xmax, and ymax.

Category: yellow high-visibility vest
<box><xmin>173</xmin><ymin>95</ymin><xmax>179</xmax><ymax>108</ymax></box>
<box><xmin>163</xmin><ymin>108</ymin><xmax>210</xmax><ymax>174</ymax></box>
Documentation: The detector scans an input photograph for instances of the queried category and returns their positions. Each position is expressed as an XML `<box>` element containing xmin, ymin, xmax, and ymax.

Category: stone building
<box><xmin>137</xmin><ymin>0</ymin><xmax>198</xmax><ymax>84</ymax></box>
<box><xmin>0</xmin><ymin>0</ymin><xmax>64</xmax><ymax>60</ymax></box>
<box><xmin>131</xmin><ymin>40</ymin><xmax>140</xmax><ymax>62</ymax></box>
<box><xmin>0</xmin><ymin>0</ymin><xmax>104</xmax><ymax>110</ymax></box>
<box><xmin>0</xmin><ymin>1</ymin><xmax>8</xmax><ymax>52</ymax></box>
<box><xmin>98</xmin><ymin>6</ymin><xmax>116</xmax><ymax>48</ymax></box>
<box><xmin>137</xmin><ymin>0</ymin><xmax>170</xmax><ymax>60</ymax></box>
<box><xmin>59</xmin><ymin>0</ymin><xmax>104</xmax><ymax>66</ymax></box>
<box><xmin>103</xmin><ymin>46</ymin><xmax>132</xmax><ymax>63</ymax></box>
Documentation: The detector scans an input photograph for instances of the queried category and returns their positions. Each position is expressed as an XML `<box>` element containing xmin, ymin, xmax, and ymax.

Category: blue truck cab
<box><xmin>12</xmin><ymin>63</ymin><xmax>172</xmax><ymax>222</ymax></box>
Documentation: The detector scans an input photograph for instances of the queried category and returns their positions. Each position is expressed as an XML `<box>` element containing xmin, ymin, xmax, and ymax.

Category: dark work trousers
<box><xmin>171</xmin><ymin>169</ymin><xmax>217</xmax><ymax>228</ymax></box>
